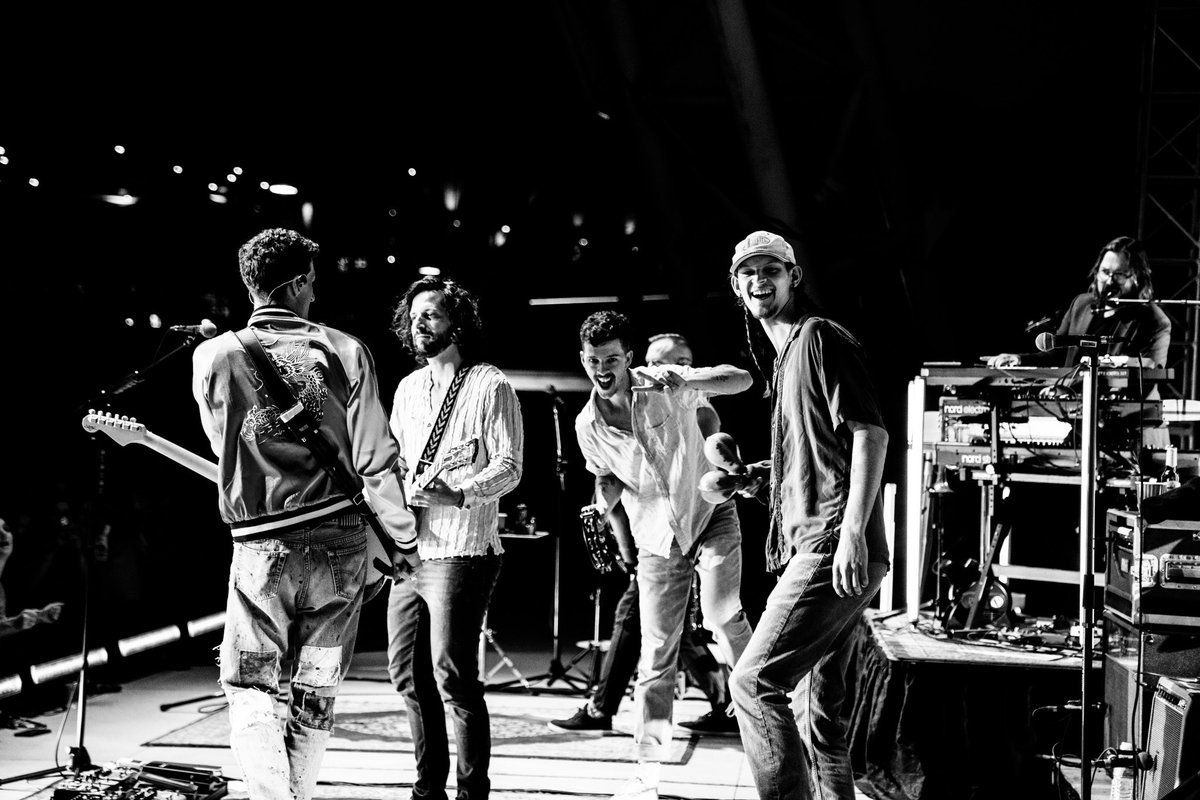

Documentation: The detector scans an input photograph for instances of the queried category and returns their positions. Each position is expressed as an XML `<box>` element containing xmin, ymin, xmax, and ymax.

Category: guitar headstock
<box><xmin>440</xmin><ymin>439</ymin><xmax>479</xmax><ymax>473</ymax></box>
<box><xmin>81</xmin><ymin>410</ymin><xmax>148</xmax><ymax>447</ymax></box>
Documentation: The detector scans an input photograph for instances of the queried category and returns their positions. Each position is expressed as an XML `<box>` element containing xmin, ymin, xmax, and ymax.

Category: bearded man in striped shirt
<box><xmin>385</xmin><ymin>276</ymin><xmax>524</xmax><ymax>800</ymax></box>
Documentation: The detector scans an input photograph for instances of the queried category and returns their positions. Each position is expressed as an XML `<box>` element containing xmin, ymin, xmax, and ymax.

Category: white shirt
<box><xmin>390</xmin><ymin>362</ymin><xmax>524</xmax><ymax>560</ymax></box>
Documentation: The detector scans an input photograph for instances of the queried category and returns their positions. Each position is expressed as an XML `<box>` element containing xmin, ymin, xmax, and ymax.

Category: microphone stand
<box><xmin>0</xmin><ymin>330</ymin><xmax>209</xmax><ymax>788</ymax></box>
<box><xmin>517</xmin><ymin>388</ymin><xmax>589</xmax><ymax>694</ymax></box>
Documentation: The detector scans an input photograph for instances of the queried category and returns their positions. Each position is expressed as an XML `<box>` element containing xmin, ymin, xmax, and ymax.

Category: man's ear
<box><xmin>790</xmin><ymin>265</ymin><xmax>803</xmax><ymax>285</ymax></box>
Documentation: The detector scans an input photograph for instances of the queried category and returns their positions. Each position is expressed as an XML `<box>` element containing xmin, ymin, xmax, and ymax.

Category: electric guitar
<box><xmin>81</xmin><ymin>410</ymin><xmax>418</xmax><ymax>598</ymax></box>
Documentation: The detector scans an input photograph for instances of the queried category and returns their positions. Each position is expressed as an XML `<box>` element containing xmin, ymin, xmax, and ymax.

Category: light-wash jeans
<box><xmin>386</xmin><ymin>553</ymin><xmax>502</xmax><ymax>800</ymax></box>
<box><xmin>633</xmin><ymin>500</ymin><xmax>753</xmax><ymax>761</ymax></box>
<box><xmin>220</xmin><ymin>518</ymin><xmax>367</xmax><ymax>800</ymax></box>
<box><xmin>730</xmin><ymin>551</ymin><xmax>887</xmax><ymax>800</ymax></box>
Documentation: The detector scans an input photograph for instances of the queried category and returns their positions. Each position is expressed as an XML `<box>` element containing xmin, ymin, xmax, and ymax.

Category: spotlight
<box><xmin>117</xmin><ymin>626</ymin><xmax>181</xmax><ymax>657</ymax></box>
<box><xmin>186</xmin><ymin>612</ymin><xmax>225</xmax><ymax>637</ymax></box>
<box><xmin>0</xmin><ymin>673</ymin><xmax>22</xmax><ymax>700</ymax></box>
<box><xmin>29</xmin><ymin>649</ymin><xmax>108</xmax><ymax>685</ymax></box>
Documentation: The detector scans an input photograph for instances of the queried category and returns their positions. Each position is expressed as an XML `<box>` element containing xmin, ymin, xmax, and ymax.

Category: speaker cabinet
<box><xmin>1144</xmin><ymin>677</ymin><xmax>1200</xmax><ymax>799</ymax></box>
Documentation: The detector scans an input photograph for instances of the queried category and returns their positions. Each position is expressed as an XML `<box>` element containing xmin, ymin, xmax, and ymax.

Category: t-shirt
<box><xmin>766</xmin><ymin>316</ymin><xmax>890</xmax><ymax>572</ymax></box>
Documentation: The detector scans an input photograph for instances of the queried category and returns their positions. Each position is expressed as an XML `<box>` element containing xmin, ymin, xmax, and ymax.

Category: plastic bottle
<box><xmin>1109</xmin><ymin>742</ymin><xmax>1134</xmax><ymax>800</ymax></box>
<box><xmin>1161</xmin><ymin>444</ymin><xmax>1180</xmax><ymax>489</ymax></box>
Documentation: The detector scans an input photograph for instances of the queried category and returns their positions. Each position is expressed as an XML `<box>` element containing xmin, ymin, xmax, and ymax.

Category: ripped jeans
<box><xmin>219</xmin><ymin>518</ymin><xmax>367</xmax><ymax>800</ymax></box>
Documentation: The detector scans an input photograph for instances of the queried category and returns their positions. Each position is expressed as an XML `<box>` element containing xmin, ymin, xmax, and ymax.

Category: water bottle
<box><xmin>1109</xmin><ymin>742</ymin><xmax>1134</xmax><ymax>800</ymax></box>
<box><xmin>1161</xmin><ymin>444</ymin><xmax>1180</xmax><ymax>489</ymax></box>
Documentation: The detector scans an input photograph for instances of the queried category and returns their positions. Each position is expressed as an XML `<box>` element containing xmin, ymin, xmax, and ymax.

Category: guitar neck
<box><xmin>139</xmin><ymin>432</ymin><xmax>218</xmax><ymax>484</ymax></box>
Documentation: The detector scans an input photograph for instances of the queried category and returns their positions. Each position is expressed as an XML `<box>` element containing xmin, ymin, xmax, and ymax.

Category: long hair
<box><xmin>391</xmin><ymin>277</ymin><xmax>484</xmax><ymax>363</ymax></box>
<box><xmin>1087</xmin><ymin>236</ymin><xmax>1153</xmax><ymax>301</ymax></box>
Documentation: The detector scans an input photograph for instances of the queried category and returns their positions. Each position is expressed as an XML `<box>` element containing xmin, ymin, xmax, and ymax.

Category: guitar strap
<box><xmin>235</xmin><ymin>329</ymin><xmax>399</xmax><ymax>577</ymax></box>
<box><xmin>414</xmin><ymin>362</ymin><xmax>474</xmax><ymax>480</ymax></box>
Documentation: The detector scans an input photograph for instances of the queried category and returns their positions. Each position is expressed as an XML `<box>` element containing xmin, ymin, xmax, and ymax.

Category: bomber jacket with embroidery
<box><xmin>191</xmin><ymin>304</ymin><xmax>416</xmax><ymax>548</ymax></box>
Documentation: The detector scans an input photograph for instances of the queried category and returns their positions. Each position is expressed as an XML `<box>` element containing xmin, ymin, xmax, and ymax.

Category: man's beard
<box><xmin>414</xmin><ymin>329</ymin><xmax>454</xmax><ymax>358</ymax></box>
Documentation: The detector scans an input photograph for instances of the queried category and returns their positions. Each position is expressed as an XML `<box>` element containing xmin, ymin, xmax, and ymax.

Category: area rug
<box><xmin>144</xmin><ymin>694</ymin><xmax>695</xmax><ymax>764</ymax></box>
<box><xmin>20</xmin><ymin>778</ymin><xmax>611</xmax><ymax>800</ymax></box>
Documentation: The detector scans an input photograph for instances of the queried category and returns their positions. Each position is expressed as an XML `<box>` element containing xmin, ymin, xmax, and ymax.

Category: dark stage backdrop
<box><xmin>0</xmin><ymin>2</ymin><xmax>1149</xmax><ymax>665</ymax></box>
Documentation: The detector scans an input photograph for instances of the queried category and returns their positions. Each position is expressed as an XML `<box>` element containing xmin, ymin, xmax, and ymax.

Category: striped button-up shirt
<box><xmin>390</xmin><ymin>362</ymin><xmax>524</xmax><ymax>560</ymax></box>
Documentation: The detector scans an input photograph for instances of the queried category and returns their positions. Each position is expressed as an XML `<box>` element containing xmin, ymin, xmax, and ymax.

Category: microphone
<box><xmin>1034</xmin><ymin>331</ymin><xmax>1125</xmax><ymax>352</ymax></box>
<box><xmin>170</xmin><ymin>319</ymin><xmax>219</xmax><ymax>339</ymax></box>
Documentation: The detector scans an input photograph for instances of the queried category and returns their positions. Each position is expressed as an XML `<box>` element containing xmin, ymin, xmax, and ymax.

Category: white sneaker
<box><xmin>612</xmin><ymin>776</ymin><xmax>658</xmax><ymax>800</ymax></box>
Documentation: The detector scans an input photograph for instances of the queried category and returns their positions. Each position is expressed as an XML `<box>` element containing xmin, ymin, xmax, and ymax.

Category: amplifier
<box><xmin>1105</xmin><ymin>510</ymin><xmax>1200</xmax><ymax>629</ymax></box>
<box><xmin>1143</xmin><ymin>677</ymin><xmax>1200</xmax><ymax>799</ymax></box>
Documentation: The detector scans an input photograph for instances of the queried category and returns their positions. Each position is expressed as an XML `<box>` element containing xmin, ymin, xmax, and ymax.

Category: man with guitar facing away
<box><xmin>573</xmin><ymin>311</ymin><xmax>754</xmax><ymax>800</ymax></box>
<box><xmin>386</xmin><ymin>276</ymin><xmax>524</xmax><ymax>800</ymax></box>
<box><xmin>191</xmin><ymin>228</ymin><xmax>420</xmax><ymax>800</ymax></box>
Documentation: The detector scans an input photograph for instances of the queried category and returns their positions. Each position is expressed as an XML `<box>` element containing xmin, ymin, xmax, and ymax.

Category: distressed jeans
<box><xmin>386</xmin><ymin>554</ymin><xmax>502</xmax><ymax>800</ymax></box>
<box><xmin>633</xmin><ymin>500</ymin><xmax>753</xmax><ymax>761</ymax></box>
<box><xmin>729</xmin><ymin>552</ymin><xmax>887</xmax><ymax>800</ymax></box>
<box><xmin>220</xmin><ymin>519</ymin><xmax>367</xmax><ymax>800</ymax></box>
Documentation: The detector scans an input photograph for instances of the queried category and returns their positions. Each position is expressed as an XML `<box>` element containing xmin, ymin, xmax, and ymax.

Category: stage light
<box><xmin>207</xmin><ymin>182</ymin><xmax>218</xmax><ymax>191</ymax></box>
<box><xmin>0</xmin><ymin>674</ymin><xmax>21</xmax><ymax>699</ymax></box>
<box><xmin>209</xmin><ymin>194</ymin><xmax>227</xmax><ymax>204</ymax></box>
<box><xmin>444</xmin><ymin>185</ymin><xmax>460</xmax><ymax>212</ymax></box>
<box><xmin>493</xmin><ymin>231</ymin><xmax>507</xmax><ymax>247</ymax></box>
<box><xmin>387</xmin><ymin>255</ymin><xmax>396</xmax><ymax>264</ymax></box>
<box><xmin>881</xmin><ymin>483</ymin><xmax>896</xmax><ymax>613</ymax></box>
<box><xmin>641</xmin><ymin>294</ymin><xmax>669</xmax><ymax>302</ymax></box>
<box><xmin>407</xmin><ymin>168</ymin><xmax>417</xmax><ymax>177</ymax></box>
<box><xmin>500</xmin><ymin>224</ymin><xmax>510</xmax><ymax>234</ymax></box>
<box><xmin>124</xmin><ymin>318</ymin><xmax>135</xmax><ymax>327</ymax></box>
<box><xmin>227</xmin><ymin>173</ymin><xmax>238</xmax><ymax>183</ymax></box>
<box><xmin>173</xmin><ymin>165</ymin><xmax>183</xmax><ymax>174</ymax></box>
<box><xmin>572</xmin><ymin>213</ymin><xmax>584</xmax><ymax>227</ymax></box>
<box><xmin>98</xmin><ymin>193</ymin><xmax>138</xmax><ymax>206</ymax></box>
<box><xmin>0</xmin><ymin>156</ymin><xmax>9</xmax><ymax>166</ymax></box>
<box><xmin>419</xmin><ymin>266</ymin><xmax>441</xmax><ymax>276</ymax></box>
<box><xmin>268</xmin><ymin>184</ymin><xmax>298</xmax><ymax>196</ymax></box>
<box><xmin>578</xmin><ymin>238</ymin><xmax>589</xmax><ymax>247</ymax></box>
<box><xmin>301</xmin><ymin>202</ymin><xmax>313</xmax><ymax>228</ymax></box>
<box><xmin>0</xmin><ymin>146</ymin><xmax>6</xmax><ymax>155</ymax></box>
<box><xmin>30</xmin><ymin>649</ymin><xmax>108</xmax><ymax>685</ymax></box>
<box><xmin>187</xmin><ymin>613</ymin><xmax>225</xmax><ymax>637</ymax></box>
<box><xmin>625</xmin><ymin>218</ymin><xmax>636</xmax><ymax>235</ymax></box>
<box><xmin>117</xmin><ymin>625</ymin><xmax>181</xmax><ymax>657</ymax></box>
<box><xmin>28</xmin><ymin>178</ymin><xmax>39</xmax><ymax>187</ymax></box>
<box><xmin>114</xmin><ymin>145</ymin><xmax>126</xmax><ymax>154</ymax></box>
<box><xmin>452</xmin><ymin>219</ymin><xmax>461</xmax><ymax>228</ymax></box>
<box><xmin>232</xmin><ymin>166</ymin><xmax>243</xmax><ymax>175</ymax></box>
<box><xmin>260</xmin><ymin>181</ymin><xmax>270</xmax><ymax>190</ymax></box>
<box><xmin>148</xmin><ymin>314</ymin><xmax>162</xmax><ymax>329</ymax></box>
<box><xmin>528</xmin><ymin>296</ymin><xmax>618</xmax><ymax>306</ymax></box>
<box><xmin>388</xmin><ymin>208</ymin><xmax>397</xmax><ymax>217</ymax></box>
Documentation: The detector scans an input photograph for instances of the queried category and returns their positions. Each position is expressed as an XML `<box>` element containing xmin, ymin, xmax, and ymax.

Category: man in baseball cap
<box><xmin>729</xmin><ymin>230</ymin><xmax>796</xmax><ymax>272</ymax></box>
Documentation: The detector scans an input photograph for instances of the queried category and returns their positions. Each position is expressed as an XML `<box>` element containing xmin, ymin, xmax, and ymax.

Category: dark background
<box><xmin>0</xmin><ymin>2</ymin><xmax>1153</xmax><ymax>664</ymax></box>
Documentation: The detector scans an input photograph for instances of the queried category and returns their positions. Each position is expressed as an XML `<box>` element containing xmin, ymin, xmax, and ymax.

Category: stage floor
<box><xmin>0</xmin><ymin>645</ymin><xmax>780</xmax><ymax>800</ymax></box>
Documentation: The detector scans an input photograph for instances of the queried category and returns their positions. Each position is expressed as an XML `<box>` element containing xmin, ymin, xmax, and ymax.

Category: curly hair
<box><xmin>1087</xmin><ymin>235</ymin><xmax>1154</xmax><ymax>301</ymax></box>
<box><xmin>579</xmin><ymin>310</ymin><xmax>637</xmax><ymax>352</ymax></box>
<box><xmin>238</xmin><ymin>228</ymin><xmax>319</xmax><ymax>297</ymax></box>
<box><xmin>391</xmin><ymin>277</ymin><xmax>483</xmax><ymax>362</ymax></box>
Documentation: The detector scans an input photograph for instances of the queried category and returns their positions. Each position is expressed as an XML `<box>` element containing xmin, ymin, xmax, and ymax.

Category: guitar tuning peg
<box><xmin>129</xmin><ymin>417</ymin><xmax>137</xmax><ymax>423</ymax></box>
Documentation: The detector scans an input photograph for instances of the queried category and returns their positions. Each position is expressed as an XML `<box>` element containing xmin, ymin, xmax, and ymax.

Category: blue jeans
<box><xmin>592</xmin><ymin>574</ymin><xmax>727</xmax><ymax>717</ymax></box>
<box><xmin>729</xmin><ymin>552</ymin><xmax>887</xmax><ymax>800</ymax></box>
<box><xmin>634</xmin><ymin>500</ymin><xmax>752</xmax><ymax>760</ymax></box>
<box><xmin>220</xmin><ymin>518</ymin><xmax>368</xmax><ymax>800</ymax></box>
<box><xmin>386</xmin><ymin>554</ymin><xmax>502</xmax><ymax>800</ymax></box>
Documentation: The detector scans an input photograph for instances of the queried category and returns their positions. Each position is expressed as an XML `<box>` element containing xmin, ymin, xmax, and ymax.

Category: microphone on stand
<box><xmin>1034</xmin><ymin>332</ymin><xmax>1126</xmax><ymax>352</ymax></box>
<box><xmin>169</xmin><ymin>319</ymin><xmax>219</xmax><ymax>339</ymax></box>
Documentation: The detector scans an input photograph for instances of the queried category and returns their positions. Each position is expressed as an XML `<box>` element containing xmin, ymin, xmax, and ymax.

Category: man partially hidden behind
<box><xmin>725</xmin><ymin>231</ymin><xmax>890</xmax><ymax>800</ymax></box>
<box><xmin>386</xmin><ymin>277</ymin><xmax>524</xmax><ymax>800</ymax></box>
<box><xmin>192</xmin><ymin>228</ymin><xmax>419</xmax><ymax>800</ymax></box>
<box><xmin>574</xmin><ymin>311</ymin><xmax>755</xmax><ymax>800</ymax></box>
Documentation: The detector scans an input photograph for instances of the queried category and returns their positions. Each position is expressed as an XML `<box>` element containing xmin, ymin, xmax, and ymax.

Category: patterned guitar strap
<box><xmin>413</xmin><ymin>362</ymin><xmax>474</xmax><ymax>492</ymax></box>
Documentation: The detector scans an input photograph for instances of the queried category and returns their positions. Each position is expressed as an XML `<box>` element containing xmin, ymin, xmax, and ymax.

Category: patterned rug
<box><xmin>144</xmin><ymin>694</ymin><xmax>696</xmax><ymax>764</ymax></box>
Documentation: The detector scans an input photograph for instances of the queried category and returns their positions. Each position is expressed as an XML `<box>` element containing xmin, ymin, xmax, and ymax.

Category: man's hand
<box><xmin>411</xmin><ymin>476</ymin><xmax>464</xmax><ymax>508</ymax></box>
<box><xmin>390</xmin><ymin>548</ymin><xmax>423</xmax><ymax>582</ymax></box>
<box><xmin>986</xmin><ymin>353</ymin><xmax>1022</xmax><ymax>369</ymax></box>
<box><xmin>832</xmin><ymin>532</ymin><xmax>869</xmax><ymax>598</ymax></box>
<box><xmin>736</xmin><ymin>461</ymin><xmax>770</xmax><ymax>499</ymax></box>
<box><xmin>631</xmin><ymin>365</ymin><xmax>686</xmax><ymax>393</ymax></box>
<box><xmin>35</xmin><ymin>602</ymin><xmax>64</xmax><ymax>625</ymax></box>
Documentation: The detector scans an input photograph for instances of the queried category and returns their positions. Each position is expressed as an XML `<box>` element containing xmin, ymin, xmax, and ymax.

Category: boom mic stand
<box><xmin>0</xmin><ymin>328</ymin><xmax>211</xmax><ymax>788</ymax></box>
<box><xmin>517</xmin><ymin>388</ymin><xmax>589</xmax><ymax>694</ymax></box>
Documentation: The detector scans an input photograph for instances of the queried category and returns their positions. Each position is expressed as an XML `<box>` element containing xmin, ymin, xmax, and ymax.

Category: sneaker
<box><xmin>678</xmin><ymin>707</ymin><xmax>739</xmax><ymax>736</ymax></box>
<box><xmin>548</xmin><ymin>705</ymin><xmax>612</xmax><ymax>732</ymax></box>
<box><xmin>611</xmin><ymin>776</ymin><xmax>658</xmax><ymax>800</ymax></box>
